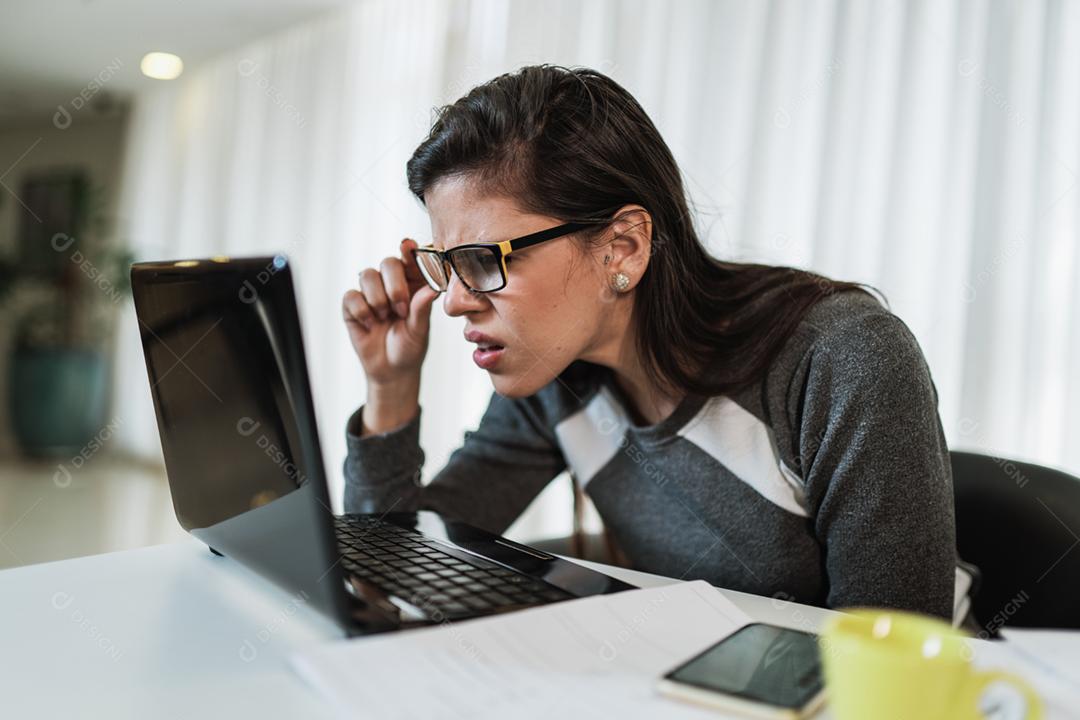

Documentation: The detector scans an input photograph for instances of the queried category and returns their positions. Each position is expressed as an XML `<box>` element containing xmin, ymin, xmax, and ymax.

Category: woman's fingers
<box><xmin>357</xmin><ymin>267</ymin><xmax>390</xmax><ymax>321</ymax></box>
<box><xmin>344</xmin><ymin>241</ymin><xmax>436</xmax><ymax>380</ymax></box>
<box><xmin>379</xmin><ymin>257</ymin><xmax>410</xmax><ymax>319</ymax></box>
<box><xmin>399</xmin><ymin>238</ymin><xmax>426</xmax><ymax>289</ymax></box>
<box><xmin>349</xmin><ymin>243</ymin><xmax>425</xmax><ymax>331</ymax></box>
<box><xmin>342</xmin><ymin>289</ymin><xmax>374</xmax><ymax>332</ymax></box>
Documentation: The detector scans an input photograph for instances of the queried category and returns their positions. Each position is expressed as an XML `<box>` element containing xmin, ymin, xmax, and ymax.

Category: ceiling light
<box><xmin>140</xmin><ymin>52</ymin><xmax>184</xmax><ymax>80</ymax></box>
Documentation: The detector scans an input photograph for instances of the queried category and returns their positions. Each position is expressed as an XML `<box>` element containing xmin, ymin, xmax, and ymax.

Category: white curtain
<box><xmin>113</xmin><ymin>0</ymin><xmax>1080</xmax><ymax>540</ymax></box>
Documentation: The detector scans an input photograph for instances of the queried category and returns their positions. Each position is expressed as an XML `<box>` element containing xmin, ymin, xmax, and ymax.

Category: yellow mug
<box><xmin>820</xmin><ymin>609</ymin><xmax>1042</xmax><ymax>720</ymax></box>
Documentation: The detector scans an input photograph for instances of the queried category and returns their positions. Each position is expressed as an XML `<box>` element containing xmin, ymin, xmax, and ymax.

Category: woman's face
<box><xmin>424</xmin><ymin>175</ymin><xmax>622</xmax><ymax>398</ymax></box>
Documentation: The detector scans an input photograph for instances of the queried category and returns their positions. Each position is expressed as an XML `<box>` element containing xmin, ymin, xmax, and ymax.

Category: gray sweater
<box><xmin>343</xmin><ymin>289</ymin><xmax>959</xmax><ymax>619</ymax></box>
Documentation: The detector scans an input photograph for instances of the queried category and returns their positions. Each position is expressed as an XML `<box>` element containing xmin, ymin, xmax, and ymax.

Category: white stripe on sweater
<box><xmin>678</xmin><ymin>395</ymin><xmax>807</xmax><ymax>518</ymax></box>
<box><xmin>555</xmin><ymin>389</ymin><xmax>807</xmax><ymax>519</ymax></box>
<box><xmin>554</xmin><ymin>387</ymin><xmax>629</xmax><ymax>487</ymax></box>
<box><xmin>677</xmin><ymin>396</ymin><xmax>809</xmax><ymax>517</ymax></box>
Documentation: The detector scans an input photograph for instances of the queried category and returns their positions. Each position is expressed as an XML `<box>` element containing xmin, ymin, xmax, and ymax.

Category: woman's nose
<box><xmin>442</xmin><ymin>272</ymin><xmax>487</xmax><ymax>316</ymax></box>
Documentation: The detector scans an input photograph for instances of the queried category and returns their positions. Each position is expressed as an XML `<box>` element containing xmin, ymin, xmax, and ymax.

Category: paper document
<box><xmin>1000</xmin><ymin>628</ymin><xmax>1080</xmax><ymax>688</ymax></box>
<box><xmin>291</xmin><ymin>580</ymin><xmax>752</xmax><ymax>719</ymax></box>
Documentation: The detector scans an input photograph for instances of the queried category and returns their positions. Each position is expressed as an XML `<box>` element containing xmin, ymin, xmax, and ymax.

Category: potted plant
<box><xmin>2</xmin><ymin>171</ymin><xmax>133</xmax><ymax>457</ymax></box>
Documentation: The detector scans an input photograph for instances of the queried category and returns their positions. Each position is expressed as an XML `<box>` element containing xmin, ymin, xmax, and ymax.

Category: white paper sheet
<box><xmin>290</xmin><ymin>580</ymin><xmax>752</xmax><ymax>720</ymax></box>
<box><xmin>1000</xmin><ymin>628</ymin><xmax>1080</xmax><ymax>688</ymax></box>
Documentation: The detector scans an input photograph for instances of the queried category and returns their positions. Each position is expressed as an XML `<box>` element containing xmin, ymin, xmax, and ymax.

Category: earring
<box><xmin>610</xmin><ymin>272</ymin><xmax>631</xmax><ymax>292</ymax></box>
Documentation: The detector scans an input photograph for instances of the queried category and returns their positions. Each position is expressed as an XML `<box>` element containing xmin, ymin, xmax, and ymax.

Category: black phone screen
<box><xmin>664</xmin><ymin>623</ymin><xmax>823</xmax><ymax>709</ymax></box>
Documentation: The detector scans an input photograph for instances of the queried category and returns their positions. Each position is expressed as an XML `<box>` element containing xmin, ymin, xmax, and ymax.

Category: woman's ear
<box><xmin>601</xmin><ymin>204</ymin><xmax>653</xmax><ymax>289</ymax></box>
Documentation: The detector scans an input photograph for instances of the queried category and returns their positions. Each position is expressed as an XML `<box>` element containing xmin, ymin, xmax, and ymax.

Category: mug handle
<box><xmin>965</xmin><ymin>670</ymin><xmax>1044</xmax><ymax>720</ymax></box>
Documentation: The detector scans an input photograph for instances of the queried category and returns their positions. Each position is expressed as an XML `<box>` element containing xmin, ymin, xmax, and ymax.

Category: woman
<box><xmin>341</xmin><ymin>65</ymin><xmax>958</xmax><ymax>619</ymax></box>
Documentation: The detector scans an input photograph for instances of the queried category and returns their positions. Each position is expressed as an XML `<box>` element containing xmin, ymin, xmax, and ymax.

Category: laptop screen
<box><xmin>131</xmin><ymin>256</ymin><xmax>350</xmax><ymax>630</ymax></box>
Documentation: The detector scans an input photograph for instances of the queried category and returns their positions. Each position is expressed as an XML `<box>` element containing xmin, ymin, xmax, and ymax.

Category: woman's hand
<box><xmin>342</xmin><ymin>238</ymin><xmax>438</xmax><ymax>433</ymax></box>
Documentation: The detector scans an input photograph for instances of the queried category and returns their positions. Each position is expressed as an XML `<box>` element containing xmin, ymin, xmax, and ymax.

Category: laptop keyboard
<box><xmin>333</xmin><ymin>516</ymin><xmax>572</xmax><ymax>619</ymax></box>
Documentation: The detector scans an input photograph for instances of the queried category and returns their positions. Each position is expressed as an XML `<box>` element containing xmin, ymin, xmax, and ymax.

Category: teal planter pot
<box><xmin>9</xmin><ymin>347</ymin><xmax>108</xmax><ymax>457</ymax></box>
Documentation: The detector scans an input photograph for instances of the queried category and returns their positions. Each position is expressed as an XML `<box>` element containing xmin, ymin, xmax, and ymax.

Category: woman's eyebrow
<box><xmin>433</xmin><ymin>224</ymin><xmax>517</xmax><ymax>250</ymax></box>
<box><xmin>434</xmin><ymin>235</ymin><xmax>486</xmax><ymax>251</ymax></box>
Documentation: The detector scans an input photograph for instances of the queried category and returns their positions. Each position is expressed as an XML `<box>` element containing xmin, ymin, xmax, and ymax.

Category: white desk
<box><xmin>0</xmin><ymin>537</ymin><xmax>840</xmax><ymax>719</ymax></box>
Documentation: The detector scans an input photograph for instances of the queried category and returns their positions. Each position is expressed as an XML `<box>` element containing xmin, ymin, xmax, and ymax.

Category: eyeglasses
<box><xmin>412</xmin><ymin>221</ymin><xmax>590</xmax><ymax>293</ymax></box>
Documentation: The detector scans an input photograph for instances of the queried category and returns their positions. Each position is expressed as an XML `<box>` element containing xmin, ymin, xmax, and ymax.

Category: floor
<box><xmin>0</xmin><ymin>453</ymin><xmax>187</xmax><ymax>570</ymax></box>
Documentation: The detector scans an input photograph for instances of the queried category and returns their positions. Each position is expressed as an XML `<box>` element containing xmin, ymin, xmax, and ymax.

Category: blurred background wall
<box><xmin>1</xmin><ymin>0</ymin><xmax>1078</xmax><ymax>563</ymax></box>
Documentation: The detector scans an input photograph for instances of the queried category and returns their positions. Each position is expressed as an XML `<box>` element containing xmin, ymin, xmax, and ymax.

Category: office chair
<box><xmin>951</xmin><ymin>450</ymin><xmax>1080</xmax><ymax>634</ymax></box>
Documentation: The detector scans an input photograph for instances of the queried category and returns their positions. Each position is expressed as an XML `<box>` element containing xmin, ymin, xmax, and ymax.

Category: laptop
<box><xmin>130</xmin><ymin>255</ymin><xmax>636</xmax><ymax>636</ymax></box>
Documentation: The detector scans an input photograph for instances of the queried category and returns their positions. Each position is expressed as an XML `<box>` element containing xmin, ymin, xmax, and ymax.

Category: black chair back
<box><xmin>952</xmin><ymin>451</ymin><xmax>1080</xmax><ymax>633</ymax></box>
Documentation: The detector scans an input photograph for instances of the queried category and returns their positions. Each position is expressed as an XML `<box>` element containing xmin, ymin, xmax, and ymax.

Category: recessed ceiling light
<box><xmin>140</xmin><ymin>52</ymin><xmax>184</xmax><ymax>80</ymax></box>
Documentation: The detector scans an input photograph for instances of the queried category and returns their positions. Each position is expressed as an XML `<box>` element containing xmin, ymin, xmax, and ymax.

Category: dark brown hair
<box><xmin>406</xmin><ymin>65</ymin><xmax>878</xmax><ymax>397</ymax></box>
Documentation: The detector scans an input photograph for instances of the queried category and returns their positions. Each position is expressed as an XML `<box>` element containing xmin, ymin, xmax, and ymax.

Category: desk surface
<box><xmin>0</xmin><ymin>537</ymin><xmax>839</xmax><ymax>719</ymax></box>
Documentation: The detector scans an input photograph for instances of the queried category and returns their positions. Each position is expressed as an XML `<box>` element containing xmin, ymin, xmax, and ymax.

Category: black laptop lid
<box><xmin>130</xmin><ymin>255</ymin><xmax>352</xmax><ymax>629</ymax></box>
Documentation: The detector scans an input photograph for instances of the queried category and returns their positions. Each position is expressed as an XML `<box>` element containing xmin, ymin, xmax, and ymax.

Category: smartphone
<box><xmin>656</xmin><ymin>623</ymin><xmax>826</xmax><ymax>720</ymax></box>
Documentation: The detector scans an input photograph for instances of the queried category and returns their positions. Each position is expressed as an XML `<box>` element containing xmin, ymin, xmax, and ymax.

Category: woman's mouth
<box><xmin>472</xmin><ymin>344</ymin><xmax>505</xmax><ymax>370</ymax></box>
<box><xmin>465</xmin><ymin>330</ymin><xmax>506</xmax><ymax>370</ymax></box>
